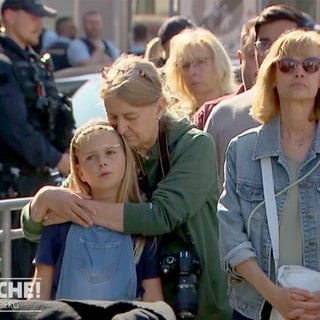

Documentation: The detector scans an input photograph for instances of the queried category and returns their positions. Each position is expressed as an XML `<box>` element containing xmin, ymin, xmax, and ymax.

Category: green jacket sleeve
<box><xmin>20</xmin><ymin>178</ymin><xmax>71</xmax><ymax>241</ymax></box>
<box><xmin>20</xmin><ymin>202</ymin><xmax>43</xmax><ymax>242</ymax></box>
<box><xmin>123</xmin><ymin>129</ymin><xmax>218</xmax><ymax>235</ymax></box>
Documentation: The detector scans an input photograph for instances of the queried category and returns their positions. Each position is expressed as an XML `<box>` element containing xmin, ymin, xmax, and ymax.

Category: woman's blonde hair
<box><xmin>101</xmin><ymin>54</ymin><xmax>164</xmax><ymax>107</ymax></box>
<box><xmin>164</xmin><ymin>27</ymin><xmax>236</xmax><ymax>116</ymax></box>
<box><xmin>68</xmin><ymin>119</ymin><xmax>146</xmax><ymax>262</ymax></box>
<box><xmin>251</xmin><ymin>29</ymin><xmax>320</xmax><ymax>123</ymax></box>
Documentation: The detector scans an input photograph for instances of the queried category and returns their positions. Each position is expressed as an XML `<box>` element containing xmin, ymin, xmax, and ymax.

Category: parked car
<box><xmin>56</xmin><ymin>73</ymin><xmax>106</xmax><ymax>127</ymax></box>
<box><xmin>56</xmin><ymin>58</ymin><xmax>241</xmax><ymax>128</ymax></box>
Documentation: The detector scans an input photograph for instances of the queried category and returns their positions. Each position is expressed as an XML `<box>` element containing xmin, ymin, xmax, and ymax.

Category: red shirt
<box><xmin>192</xmin><ymin>84</ymin><xmax>245</xmax><ymax>130</ymax></box>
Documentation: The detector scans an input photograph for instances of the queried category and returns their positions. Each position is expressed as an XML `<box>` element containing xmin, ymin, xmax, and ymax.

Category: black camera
<box><xmin>160</xmin><ymin>251</ymin><xmax>201</xmax><ymax>319</ymax></box>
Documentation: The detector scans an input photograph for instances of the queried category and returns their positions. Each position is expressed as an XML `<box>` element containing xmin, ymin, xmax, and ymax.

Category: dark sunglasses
<box><xmin>277</xmin><ymin>57</ymin><xmax>320</xmax><ymax>74</ymax></box>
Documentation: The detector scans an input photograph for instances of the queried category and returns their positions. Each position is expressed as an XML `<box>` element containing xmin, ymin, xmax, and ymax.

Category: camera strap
<box><xmin>135</xmin><ymin>122</ymin><xmax>197</xmax><ymax>252</ymax></box>
<box><xmin>136</xmin><ymin>121</ymin><xmax>170</xmax><ymax>200</ymax></box>
<box><xmin>158</xmin><ymin>123</ymin><xmax>171</xmax><ymax>178</ymax></box>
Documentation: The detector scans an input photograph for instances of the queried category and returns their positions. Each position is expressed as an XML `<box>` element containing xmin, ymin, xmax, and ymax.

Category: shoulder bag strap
<box><xmin>260</xmin><ymin>157</ymin><xmax>279</xmax><ymax>275</ymax></box>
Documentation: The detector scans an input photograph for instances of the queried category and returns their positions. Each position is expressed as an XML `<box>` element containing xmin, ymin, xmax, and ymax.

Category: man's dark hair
<box><xmin>55</xmin><ymin>16</ymin><xmax>72</xmax><ymax>34</ymax></box>
<box><xmin>255</xmin><ymin>4</ymin><xmax>314</xmax><ymax>39</ymax></box>
<box><xmin>158</xmin><ymin>15</ymin><xmax>196</xmax><ymax>46</ymax></box>
<box><xmin>133</xmin><ymin>23</ymin><xmax>147</xmax><ymax>42</ymax></box>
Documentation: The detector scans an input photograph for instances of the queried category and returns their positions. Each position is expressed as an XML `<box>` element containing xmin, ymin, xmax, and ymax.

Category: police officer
<box><xmin>0</xmin><ymin>0</ymin><xmax>72</xmax><ymax>278</ymax></box>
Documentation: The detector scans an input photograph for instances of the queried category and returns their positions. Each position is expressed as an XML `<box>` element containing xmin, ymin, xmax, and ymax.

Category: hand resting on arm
<box><xmin>30</xmin><ymin>186</ymin><xmax>96</xmax><ymax>228</ymax></box>
<box><xmin>235</xmin><ymin>259</ymin><xmax>319</xmax><ymax>319</ymax></box>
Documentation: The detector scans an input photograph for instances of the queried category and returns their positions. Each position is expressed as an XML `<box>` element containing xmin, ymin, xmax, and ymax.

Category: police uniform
<box><xmin>0</xmin><ymin>35</ymin><xmax>74</xmax><ymax>278</ymax></box>
<box><xmin>46</xmin><ymin>38</ymin><xmax>72</xmax><ymax>71</ymax></box>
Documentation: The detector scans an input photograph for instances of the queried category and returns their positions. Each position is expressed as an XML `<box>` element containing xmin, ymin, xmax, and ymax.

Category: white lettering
<box><xmin>0</xmin><ymin>282</ymin><xmax>7</xmax><ymax>298</ymax></box>
<box><xmin>0</xmin><ymin>279</ymin><xmax>41</xmax><ymax>299</ymax></box>
<box><xmin>0</xmin><ymin>300</ymin><xmax>19</xmax><ymax>309</ymax></box>
<box><xmin>8</xmin><ymin>282</ymin><xmax>22</xmax><ymax>298</ymax></box>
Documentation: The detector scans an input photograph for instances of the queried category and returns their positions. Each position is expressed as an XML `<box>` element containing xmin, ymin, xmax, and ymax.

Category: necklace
<box><xmin>136</xmin><ymin>149</ymin><xmax>150</xmax><ymax>159</ymax></box>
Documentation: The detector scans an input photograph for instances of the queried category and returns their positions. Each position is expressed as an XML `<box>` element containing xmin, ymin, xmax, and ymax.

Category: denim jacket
<box><xmin>218</xmin><ymin>115</ymin><xmax>320</xmax><ymax>319</ymax></box>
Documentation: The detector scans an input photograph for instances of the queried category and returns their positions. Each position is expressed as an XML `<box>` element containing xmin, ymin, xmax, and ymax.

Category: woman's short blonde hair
<box><xmin>100</xmin><ymin>54</ymin><xmax>164</xmax><ymax>107</ymax></box>
<box><xmin>251</xmin><ymin>29</ymin><xmax>320</xmax><ymax>123</ymax></box>
<box><xmin>164</xmin><ymin>27</ymin><xmax>236</xmax><ymax>115</ymax></box>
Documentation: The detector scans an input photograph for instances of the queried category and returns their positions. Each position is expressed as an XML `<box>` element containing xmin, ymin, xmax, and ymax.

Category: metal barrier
<box><xmin>0</xmin><ymin>197</ymin><xmax>32</xmax><ymax>278</ymax></box>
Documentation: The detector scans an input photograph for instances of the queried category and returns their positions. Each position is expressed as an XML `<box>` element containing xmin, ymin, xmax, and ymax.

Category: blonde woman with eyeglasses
<box><xmin>164</xmin><ymin>27</ymin><xmax>237</xmax><ymax>121</ymax></box>
<box><xmin>21</xmin><ymin>54</ymin><xmax>231</xmax><ymax>319</ymax></box>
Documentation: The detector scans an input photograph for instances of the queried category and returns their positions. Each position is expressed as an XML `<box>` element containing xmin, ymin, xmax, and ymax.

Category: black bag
<box><xmin>48</xmin><ymin>93</ymin><xmax>75</xmax><ymax>152</ymax></box>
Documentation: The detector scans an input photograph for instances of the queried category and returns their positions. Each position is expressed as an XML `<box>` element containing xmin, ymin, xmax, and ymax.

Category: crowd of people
<box><xmin>1</xmin><ymin>0</ymin><xmax>320</xmax><ymax>319</ymax></box>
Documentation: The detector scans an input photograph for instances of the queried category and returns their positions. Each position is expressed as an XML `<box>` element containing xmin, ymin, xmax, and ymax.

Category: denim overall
<box><xmin>56</xmin><ymin>224</ymin><xmax>137</xmax><ymax>300</ymax></box>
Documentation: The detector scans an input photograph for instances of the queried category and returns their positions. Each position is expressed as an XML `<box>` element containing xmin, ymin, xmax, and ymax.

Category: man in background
<box><xmin>45</xmin><ymin>16</ymin><xmax>78</xmax><ymax>71</ymax></box>
<box><xmin>67</xmin><ymin>10</ymin><xmax>119</xmax><ymax>68</ymax></box>
<box><xmin>129</xmin><ymin>22</ymin><xmax>148</xmax><ymax>56</ymax></box>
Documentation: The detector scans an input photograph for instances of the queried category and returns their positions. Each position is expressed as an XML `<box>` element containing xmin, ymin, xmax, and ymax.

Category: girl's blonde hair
<box><xmin>69</xmin><ymin>119</ymin><xmax>146</xmax><ymax>262</ymax></box>
<box><xmin>164</xmin><ymin>27</ymin><xmax>236</xmax><ymax>116</ymax></box>
<box><xmin>251</xmin><ymin>29</ymin><xmax>320</xmax><ymax>123</ymax></box>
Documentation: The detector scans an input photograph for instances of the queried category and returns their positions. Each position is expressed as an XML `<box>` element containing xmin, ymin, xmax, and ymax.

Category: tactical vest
<box><xmin>46</xmin><ymin>41</ymin><xmax>71</xmax><ymax>71</ymax></box>
<box><xmin>81</xmin><ymin>38</ymin><xmax>113</xmax><ymax>58</ymax></box>
<box><xmin>0</xmin><ymin>37</ymin><xmax>75</xmax><ymax>153</ymax></box>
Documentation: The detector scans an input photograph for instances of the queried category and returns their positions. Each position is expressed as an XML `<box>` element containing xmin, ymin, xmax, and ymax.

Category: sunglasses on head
<box><xmin>277</xmin><ymin>57</ymin><xmax>320</xmax><ymax>74</ymax></box>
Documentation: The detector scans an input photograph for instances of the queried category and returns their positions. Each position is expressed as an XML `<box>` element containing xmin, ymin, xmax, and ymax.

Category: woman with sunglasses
<box><xmin>21</xmin><ymin>54</ymin><xmax>231</xmax><ymax>319</ymax></box>
<box><xmin>218</xmin><ymin>29</ymin><xmax>320</xmax><ymax>320</ymax></box>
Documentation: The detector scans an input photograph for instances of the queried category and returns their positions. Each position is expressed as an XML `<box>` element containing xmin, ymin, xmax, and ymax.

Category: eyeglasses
<box><xmin>254</xmin><ymin>39</ymin><xmax>273</xmax><ymax>55</ymax></box>
<box><xmin>179</xmin><ymin>57</ymin><xmax>211</xmax><ymax>71</ymax></box>
<box><xmin>102</xmin><ymin>67</ymin><xmax>153</xmax><ymax>84</ymax></box>
<box><xmin>276</xmin><ymin>57</ymin><xmax>320</xmax><ymax>74</ymax></box>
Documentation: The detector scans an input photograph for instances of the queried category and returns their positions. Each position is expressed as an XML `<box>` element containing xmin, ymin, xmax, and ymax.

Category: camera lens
<box><xmin>175</xmin><ymin>273</ymin><xmax>199</xmax><ymax>319</ymax></box>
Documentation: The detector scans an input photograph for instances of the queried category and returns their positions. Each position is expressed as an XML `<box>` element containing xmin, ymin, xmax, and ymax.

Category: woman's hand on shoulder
<box><xmin>31</xmin><ymin>186</ymin><xmax>96</xmax><ymax>228</ymax></box>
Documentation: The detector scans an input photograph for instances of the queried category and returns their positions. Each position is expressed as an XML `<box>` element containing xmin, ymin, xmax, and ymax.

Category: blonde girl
<box><xmin>29</xmin><ymin>119</ymin><xmax>162</xmax><ymax>302</ymax></box>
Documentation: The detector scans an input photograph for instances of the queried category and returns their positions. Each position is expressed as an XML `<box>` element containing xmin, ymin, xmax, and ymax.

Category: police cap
<box><xmin>1</xmin><ymin>0</ymin><xmax>57</xmax><ymax>18</ymax></box>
